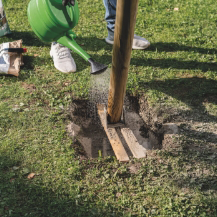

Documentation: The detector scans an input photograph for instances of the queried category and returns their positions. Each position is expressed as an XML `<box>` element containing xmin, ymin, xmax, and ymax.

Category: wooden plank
<box><xmin>97</xmin><ymin>104</ymin><xmax>129</xmax><ymax>162</ymax></box>
<box><xmin>121</xmin><ymin>128</ymin><xmax>147</xmax><ymax>159</ymax></box>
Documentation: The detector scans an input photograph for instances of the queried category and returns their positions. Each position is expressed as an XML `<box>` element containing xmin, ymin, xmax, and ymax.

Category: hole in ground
<box><xmin>67</xmin><ymin>96</ymin><xmax>179</xmax><ymax>159</ymax></box>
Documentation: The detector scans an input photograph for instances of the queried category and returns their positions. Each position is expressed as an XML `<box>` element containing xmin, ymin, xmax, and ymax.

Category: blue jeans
<box><xmin>103</xmin><ymin>0</ymin><xmax>116</xmax><ymax>33</ymax></box>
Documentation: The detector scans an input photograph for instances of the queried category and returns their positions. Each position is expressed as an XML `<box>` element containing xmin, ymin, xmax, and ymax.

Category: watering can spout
<box><xmin>58</xmin><ymin>34</ymin><xmax>107</xmax><ymax>74</ymax></box>
<box><xmin>88</xmin><ymin>58</ymin><xmax>108</xmax><ymax>74</ymax></box>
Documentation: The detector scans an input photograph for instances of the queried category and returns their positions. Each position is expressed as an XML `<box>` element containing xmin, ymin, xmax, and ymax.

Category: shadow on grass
<box><xmin>5</xmin><ymin>31</ymin><xmax>49</xmax><ymax>47</ymax></box>
<box><xmin>4</xmin><ymin>31</ymin><xmax>112</xmax><ymax>52</ymax></box>
<box><xmin>4</xmin><ymin>32</ymin><xmax>217</xmax><ymax>61</ymax></box>
<box><xmin>141</xmin><ymin>77</ymin><xmax>217</xmax><ymax>144</ymax></box>
<box><xmin>73</xmin><ymin>39</ymin><xmax>217</xmax><ymax>56</ymax></box>
<box><xmin>71</xmin><ymin>40</ymin><xmax>217</xmax><ymax>73</ymax></box>
<box><xmin>181</xmin><ymin>126</ymin><xmax>217</xmax><ymax>144</ymax></box>
<box><xmin>6</xmin><ymin>34</ymin><xmax>217</xmax><ymax>74</ymax></box>
<box><xmin>144</xmin><ymin>77</ymin><xmax>217</xmax><ymax>117</ymax></box>
<box><xmin>78</xmin><ymin>40</ymin><xmax>217</xmax><ymax>72</ymax></box>
<box><xmin>77</xmin><ymin>40</ymin><xmax>217</xmax><ymax>73</ymax></box>
<box><xmin>0</xmin><ymin>154</ymin><xmax>118</xmax><ymax>217</ymax></box>
<box><xmin>131</xmin><ymin>57</ymin><xmax>217</xmax><ymax>72</ymax></box>
<box><xmin>75</xmin><ymin>37</ymin><xmax>112</xmax><ymax>52</ymax></box>
<box><xmin>1</xmin><ymin>150</ymin><xmax>217</xmax><ymax>216</ymax></box>
<box><xmin>159</xmin><ymin>150</ymin><xmax>217</xmax><ymax>194</ymax></box>
<box><xmin>149</xmin><ymin>42</ymin><xmax>217</xmax><ymax>54</ymax></box>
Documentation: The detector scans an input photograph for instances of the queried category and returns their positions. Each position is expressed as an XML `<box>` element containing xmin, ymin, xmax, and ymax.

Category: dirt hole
<box><xmin>67</xmin><ymin>96</ymin><xmax>179</xmax><ymax>159</ymax></box>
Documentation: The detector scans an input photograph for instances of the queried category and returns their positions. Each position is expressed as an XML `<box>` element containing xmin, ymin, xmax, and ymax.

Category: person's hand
<box><xmin>62</xmin><ymin>0</ymin><xmax>75</xmax><ymax>6</ymax></box>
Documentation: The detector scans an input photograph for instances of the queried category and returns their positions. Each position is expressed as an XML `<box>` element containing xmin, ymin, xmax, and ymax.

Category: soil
<box><xmin>67</xmin><ymin>99</ymin><xmax>114</xmax><ymax>158</ymax></box>
<box><xmin>67</xmin><ymin>95</ymin><xmax>196</xmax><ymax>159</ymax></box>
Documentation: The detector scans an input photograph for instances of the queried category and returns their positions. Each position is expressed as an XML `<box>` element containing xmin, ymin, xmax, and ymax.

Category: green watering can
<box><xmin>27</xmin><ymin>0</ymin><xmax>107</xmax><ymax>74</ymax></box>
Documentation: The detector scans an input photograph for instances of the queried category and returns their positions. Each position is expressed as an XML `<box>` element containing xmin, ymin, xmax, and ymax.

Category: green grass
<box><xmin>0</xmin><ymin>0</ymin><xmax>217</xmax><ymax>216</ymax></box>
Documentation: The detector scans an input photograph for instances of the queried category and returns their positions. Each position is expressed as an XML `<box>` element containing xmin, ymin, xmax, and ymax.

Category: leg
<box><xmin>103</xmin><ymin>0</ymin><xmax>150</xmax><ymax>50</ymax></box>
<box><xmin>50</xmin><ymin>42</ymin><xmax>76</xmax><ymax>73</ymax></box>
<box><xmin>103</xmin><ymin>0</ymin><xmax>116</xmax><ymax>33</ymax></box>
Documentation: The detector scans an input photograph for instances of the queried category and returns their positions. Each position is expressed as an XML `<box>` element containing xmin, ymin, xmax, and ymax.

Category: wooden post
<box><xmin>107</xmin><ymin>0</ymin><xmax>139</xmax><ymax>123</ymax></box>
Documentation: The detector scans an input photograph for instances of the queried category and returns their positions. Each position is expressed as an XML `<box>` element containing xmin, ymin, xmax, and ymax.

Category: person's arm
<box><xmin>62</xmin><ymin>0</ymin><xmax>75</xmax><ymax>6</ymax></box>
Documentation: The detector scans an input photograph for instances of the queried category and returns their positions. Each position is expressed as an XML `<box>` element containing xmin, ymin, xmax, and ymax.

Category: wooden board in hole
<box><xmin>97</xmin><ymin>104</ymin><xmax>129</xmax><ymax>162</ymax></box>
<box><xmin>121</xmin><ymin>128</ymin><xmax>147</xmax><ymax>159</ymax></box>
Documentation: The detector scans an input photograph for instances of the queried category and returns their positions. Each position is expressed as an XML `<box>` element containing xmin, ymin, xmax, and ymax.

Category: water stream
<box><xmin>88</xmin><ymin>68</ymin><xmax>111</xmax><ymax>125</ymax></box>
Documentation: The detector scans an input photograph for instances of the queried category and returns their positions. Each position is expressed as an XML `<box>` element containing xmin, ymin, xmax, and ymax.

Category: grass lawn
<box><xmin>0</xmin><ymin>0</ymin><xmax>217</xmax><ymax>216</ymax></box>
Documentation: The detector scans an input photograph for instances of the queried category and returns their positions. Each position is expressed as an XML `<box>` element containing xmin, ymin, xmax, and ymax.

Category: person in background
<box><xmin>50</xmin><ymin>0</ymin><xmax>150</xmax><ymax>73</ymax></box>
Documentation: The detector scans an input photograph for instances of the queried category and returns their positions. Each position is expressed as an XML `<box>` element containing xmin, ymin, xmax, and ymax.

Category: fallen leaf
<box><xmin>27</xmin><ymin>173</ymin><xmax>36</xmax><ymax>179</ymax></box>
<box><xmin>63</xmin><ymin>82</ymin><xmax>70</xmax><ymax>86</ymax></box>
<box><xmin>34</xmin><ymin>54</ymin><xmax>39</xmax><ymax>57</ymax></box>
<box><xmin>116</xmin><ymin>192</ymin><xmax>122</xmax><ymax>197</ymax></box>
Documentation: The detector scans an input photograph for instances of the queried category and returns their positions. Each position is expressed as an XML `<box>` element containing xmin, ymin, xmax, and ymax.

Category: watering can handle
<box><xmin>57</xmin><ymin>30</ymin><xmax>90</xmax><ymax>61</ymax></box>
